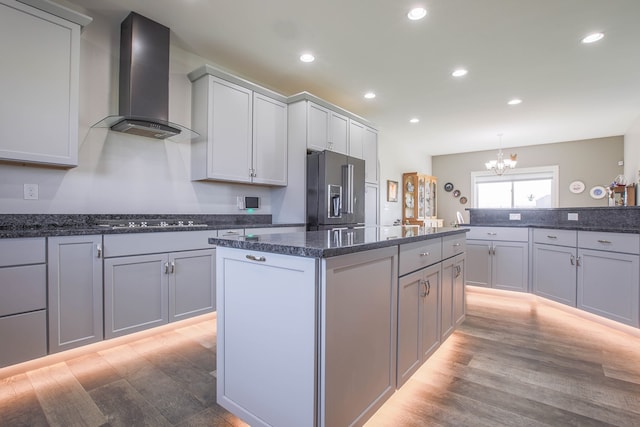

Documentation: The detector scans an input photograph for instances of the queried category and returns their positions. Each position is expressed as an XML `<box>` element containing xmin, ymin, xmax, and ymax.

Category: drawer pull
<box><xmin>487</xmin><ymin>232</ymin><xmax>497</xmax><ymax>236</ymax></box>
<box><xmin>419</xmin><ymin>252</ymin><xmax>431</xmax><ymax>257</ymax></box>
<box><xmin>546</xmin><ymin>235</ymin><xmax>557</xmax><ymax>239</ymax></box>
<box><xmin>597</xmin><ymin>239</ymin><xmax>612</xmax><ymax>244</ymax></box>
<box><xmin>453</xmin><ymin>243</ymin><xmax>461</xmax><ymax>247</ymax></box>
<box><xmin>246</xmin><ymin>254</ymin><xmax>266</xmax><ymax>262</ymax></box>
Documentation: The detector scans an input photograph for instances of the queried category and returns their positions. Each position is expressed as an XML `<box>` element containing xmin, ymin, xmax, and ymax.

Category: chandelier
<box><xmin>485</xmin><ymin>133</ymin><xmax>517</xmax><ymax>176</ymax></box>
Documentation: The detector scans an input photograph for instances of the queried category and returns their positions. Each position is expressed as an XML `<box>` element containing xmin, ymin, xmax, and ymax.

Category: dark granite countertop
<box><xmin>466</xmin><ymin>207</ymin><xmax>640</xmax><ymax>234</ymax></box>
<box><xmin>0</xmin><ymin>214</ymin><xmax>304</xmax><ymax>239</ymax></box>
<box><xmin>208</xmin><ymin>226</ymin><xmax>469</xmax><ymax>258</ymax></box>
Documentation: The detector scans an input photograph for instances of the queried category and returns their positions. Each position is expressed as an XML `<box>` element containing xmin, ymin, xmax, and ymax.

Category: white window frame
<box><xmin>470</xmin><ymin>165</ymin><xmax>560</xmax><ymax>208</ymax></box>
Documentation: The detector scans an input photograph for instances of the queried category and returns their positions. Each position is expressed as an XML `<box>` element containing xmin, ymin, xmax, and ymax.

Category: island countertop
<box><xmin>208</xmin><ymin>225</ymin><xmax>468</xmax><ymax>258</ymax></box>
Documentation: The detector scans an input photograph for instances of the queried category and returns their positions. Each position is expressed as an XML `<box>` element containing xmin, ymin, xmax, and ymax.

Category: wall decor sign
<box><xmin>387</xmin><ymin>180</ymin><xmax>398</xmax><ymax>202</ymax></box>
<box><xmin>569</xmin><ymin>180</ymin><xmax>585</xmax><ymax>194</ymax></box>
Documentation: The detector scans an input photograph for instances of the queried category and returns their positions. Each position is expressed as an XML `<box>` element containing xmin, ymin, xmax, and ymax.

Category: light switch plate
<box><xmin>568</xmin><ymin>213</ymin><xmax>579</xmax><ymax>221</ymax></box>
<box><xmin>509</xmin><ymin>213</ymin><xmax>521</xmax><ymax>220</ymax></box>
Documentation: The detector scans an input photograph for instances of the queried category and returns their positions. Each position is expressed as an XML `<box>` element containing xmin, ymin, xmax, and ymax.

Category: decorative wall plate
<box><xmin>453</xmin><ymin>189</ymin><xmax>461</xmax><ymax>197</ymax></box>
<box><xmin>406</xmin><ymin>181</ymin><xmax>414</xmax><ymax>192</ymax></box>
<box><xmin>444</xmin><ymin>182</ymin><xmax>454</xmax><ymax>192</ymax></box>
<box><xmin>589</xmin><ymin>186</ymin><xmax>606</xmax><ymax>199</ymax></box>
<box><xmin>569</xmin><ymin>180</ymin><xmax>585</xmax><ymax>194</ymax></box>
<box><xmin>459</xmin><ymin>196</ymin><xmax>468</xmax><ymax>204</ymax></box>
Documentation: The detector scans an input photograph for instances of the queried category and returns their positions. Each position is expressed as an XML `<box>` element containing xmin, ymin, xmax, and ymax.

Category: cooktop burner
<box><xmin>97</xmin><ymin>220</ymin><xmax>208</xmax><ymax>230</ymax></box>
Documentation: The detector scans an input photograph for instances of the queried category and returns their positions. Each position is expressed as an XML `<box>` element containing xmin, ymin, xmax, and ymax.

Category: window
<box><xmin>471</xmin><ymin>166</ymin><xmax>559</xmax><ymax>208</ymax></box>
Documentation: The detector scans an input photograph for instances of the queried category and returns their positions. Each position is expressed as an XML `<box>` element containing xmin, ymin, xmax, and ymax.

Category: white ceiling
<box><xmin>64</xmin><ymin>0</ymin><xmax>640</xmax><ymax>156</ymax></box>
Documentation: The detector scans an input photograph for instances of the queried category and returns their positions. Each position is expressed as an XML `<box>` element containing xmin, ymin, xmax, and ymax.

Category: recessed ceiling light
<box><xmin>452</xmin><ymin>68</ymin><xmax>468</xmax><ymax>77</ymax></box>
<box><xmin>508</xmin><ymin>98</ymin><xmax>522</xmax><ymax>105</ymax></box>
<box><xmin>407</xmin><ymin>7</ymin><xmax>427</xmax><ymax>20</ymax></box>
<box><xmin>581</xmin><ymin>32</ymin><xmax>604</xmax><ymax>44</ymax></box>
<box><xmin>364</xmin><ymin>92</ymin><xmax>376</xmax><ymax>99</ymax></box>
<box><xmin>409</xmin><ymin>118</ymin><xmax>420</xmax><ymax>124</ymax></box>
<box><xmin>300</xmin><ymin>53</ymin><xmax>315</xmax><ymax>63</ymax></box>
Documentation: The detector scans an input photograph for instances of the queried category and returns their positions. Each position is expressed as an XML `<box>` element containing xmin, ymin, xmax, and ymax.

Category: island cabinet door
<box><xmin>321</xmin><ymin>246</ymin><xmax>398</xmax><ymax>427</ymax></box>
<box><xmin>216</xmin><ymin>247</ymin><xmax>317</xmax><ymax>427</ymax></box>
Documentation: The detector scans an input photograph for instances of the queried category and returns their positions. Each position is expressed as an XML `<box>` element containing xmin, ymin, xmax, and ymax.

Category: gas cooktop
<box><xmin>97</xmin><ymin>219</ymin><xmax>209</xmax><ymax>230</ymax></box>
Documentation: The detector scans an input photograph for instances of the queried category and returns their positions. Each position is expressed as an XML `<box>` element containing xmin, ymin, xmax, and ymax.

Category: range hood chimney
<box><xmin>93</xmin><ymin>12</ymin><xmax>196</xmax><ymax>141</ymax></box>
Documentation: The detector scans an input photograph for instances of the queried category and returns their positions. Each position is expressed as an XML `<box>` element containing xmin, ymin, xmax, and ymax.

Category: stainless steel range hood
<box><xmin>92</xmin><ymin>12</ymin><xmax>197</xmax><ymax>141</ymax></box>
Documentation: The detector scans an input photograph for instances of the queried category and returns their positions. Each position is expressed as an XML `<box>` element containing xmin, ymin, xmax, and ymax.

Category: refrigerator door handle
<box><xmin>344</xmin><ymin>163</ymin><xmax>355</xmax><ymax>214</ymax></box>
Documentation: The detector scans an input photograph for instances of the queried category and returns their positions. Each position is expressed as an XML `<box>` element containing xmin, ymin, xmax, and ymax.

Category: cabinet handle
<box><xmin>246</xmin><ymin>254</ymin><xmax>266</xmax><ymax>262</ymax></box>
<box><xmin>455</xmin><ymin>265</ymin><xmax>461</xmax><ymax>278</ymax></box>
<box><xmin>570</xmin><ymin>254</ymin><xmax>575</xmax><ymax>266</ymax></box>
<box><xmin>419</xmin><ymin>252</ymin><xmax>430</xmax><ymax>257</ymax></box>
<box><xmin>170</xmin><ymin>261</ymin><xmax>175</xmax><ymax>274</ymax></box>
<box><xmin>597</xmin><ymin>239</ymin><xmax>612</xmax><ymax>244</ymax></box>
<box><xmin>426</xmin><ymin>280</ymin><xmax>431</xmax><ymax>296</ymax></box>
<box><xmin>576</xmin><ymin>256</ymin><xmax>581</xmax><ymax>267</ymax></box>
<box><xmin>164</xmin><ymin>262</ymin><xmax>169</xmax><ymax>274</ymax></box>
<box><xmin>96</xmin><ymin>244</ymin><xmax>102</xmax><ymax>258</ymax></box>
<box><xmin>419</xmin><ymin>280</ymin><xmax>427</xmax><ymax>297</ymax></box>
<box><xmin>546</xmin><ymin>235</ymin><xmax>558</xmax><ymax>239</ymax></box>
<box><xmin>488</xmin><ymin>245</ymin><xmax>492</xmax><ymax>255</ymax></box>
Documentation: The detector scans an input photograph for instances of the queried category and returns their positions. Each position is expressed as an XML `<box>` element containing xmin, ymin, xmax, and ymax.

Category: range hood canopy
<box><xmin>92</xmin><ymin>12</ymin><xmax>197</xmax><ymax>141</ymax></box>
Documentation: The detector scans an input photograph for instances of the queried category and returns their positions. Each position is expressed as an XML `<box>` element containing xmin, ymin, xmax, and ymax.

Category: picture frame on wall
<box><xmin>387</xmin><ymin>180</ymin><xmax>398</xmax><ymax>202</ymax></box>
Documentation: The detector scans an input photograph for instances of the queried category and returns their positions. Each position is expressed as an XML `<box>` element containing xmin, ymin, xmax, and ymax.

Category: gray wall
<box><xmin>433</xmin><ymin>136</ymin><xmax>624</xmax><ymax>226</ymax></box>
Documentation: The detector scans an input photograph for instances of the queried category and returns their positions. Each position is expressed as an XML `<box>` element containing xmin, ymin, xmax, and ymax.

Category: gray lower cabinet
<box><xmin>578</xmin><ymin>248</ymin><xmax>639</xmax><ymax>327</ymax></box>
<box><xmin>466</xmin><ymin>240</ymin><xmax>528</xmax><ymax>291</ymax></box>
<box><xmin>48</xmin><ymin>235</ymin><xmax>103</xmax><ymax>353</ymax></box>
<box><xmin>0</xmin><ymin>238</ymin><xmax>47</xmax><ymax>368</ymax></box>
<box><xmin>216</xmin><ymin>247</ymin><xmax>317</xmax><ymax>427</ymax></box>
<box><xmin>533</xmin><ymin>243</ymin><xmax>577</xmax><ymax>306</ymax></box>
<box><xmin>452</xmin><ymin>254</ymin><xmax>466</xmax><ymax>326</ymax></box>
<box><xmin>397</xmin><ymin>262</ymin><xmax>440</xmax><ymax>387</ymax></box>
<box><xmin>321</xmin><ymin>247</ymin><xmax>398</xmax><ymax>427</ymax></box>
<box><xmin>169</xmin><ymin>249</ymin><xmax>215</xmax><ymax>322</ymax></box>
<box><xmin>104</xmin><ymin>253</ymin><xmax>169</xmax><ymax>339</ymax></box>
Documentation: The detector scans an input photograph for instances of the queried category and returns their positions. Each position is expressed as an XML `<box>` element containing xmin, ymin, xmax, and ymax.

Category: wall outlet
<box><xmin>23</xmin><ymin>184</ymin><xmax>38</xmax><ymax>200</ymax></box>
<box><xmin>568</xmin><ymin>213</ymin><xmax>579</xmax><ymax>221</ymax></box>
<box><xmin>509</xmin><ymin>213</ymin><xmax>521</xmax><ymax>220</ymax></box>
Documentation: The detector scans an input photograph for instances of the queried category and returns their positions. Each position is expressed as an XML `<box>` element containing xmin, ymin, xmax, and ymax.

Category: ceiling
<box><xmin>63</xmin><ymin>0</ymin><xmax>640</xmax><ymax>156</ymax></box>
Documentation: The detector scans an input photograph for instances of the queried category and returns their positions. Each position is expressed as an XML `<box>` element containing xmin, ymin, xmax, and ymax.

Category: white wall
<box><xmin>624</xmin><ymin>114</ymin><xmax>640</xmax><ymax>205</ymax></box>
<box><xmin>0</xmin><ymin>9</ymin><xmax>271</xmax><ymax>214</ymax></box>
<box><xmin>378</xmin><ymin>137</ymin><xmax>431</xmax><ymax>226</ymax></box>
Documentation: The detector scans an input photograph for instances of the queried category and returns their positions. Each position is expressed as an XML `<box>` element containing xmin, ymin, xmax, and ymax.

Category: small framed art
<box><xmin>387</xmin><ymin>180</ymin><xmax>398</xmax><ymax>202</ymax></box>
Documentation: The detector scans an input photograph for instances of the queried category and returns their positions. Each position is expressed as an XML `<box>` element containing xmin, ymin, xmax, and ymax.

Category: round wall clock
<box><xmin>569</xmin><ymin>180</ymin><xmax>585</xmax><ymax>194</ymax></box>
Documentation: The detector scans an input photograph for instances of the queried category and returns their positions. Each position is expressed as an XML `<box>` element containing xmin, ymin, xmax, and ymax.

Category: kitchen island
<box><xmin>209</xmin><ymin>225</ymin><xmax>467</xmax><ymax>427</ymax></box>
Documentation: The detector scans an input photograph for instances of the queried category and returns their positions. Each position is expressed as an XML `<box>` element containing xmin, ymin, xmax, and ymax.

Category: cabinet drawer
<box><xmin>0</xmin><ymin>310</ymin><xmax>47</xmax><ymax>368</ymax></box>
<box><xmin>104</xmin><ymin>230</ymin><xmax>216</xmax><ymax>257</ymax></box>
<box><xmin>0</xmin><ymin>264</ymin><xmax>46</xmax><ymax>316</ymax></box>
<box><xmin>578</xmin><ymin>231</ymin><xmax>640</xmax><ymax>254</ymax></box>
<box><xmin>399</xmin><ymin>238</ymin><xmax>442</xmax><ymax>276</ymax></box>
<box><xmin>533</xmin><ymin>228</ymin><xmax>577</xmax><ymax>247</ymax></box>
<box><xmin>442</xmin><ymin>234</ymin><xmax>466</xmax><ymax>259</ymax></box>
<box><xmin>0</xmin><ymin>237</ymin><xmax>45</xmax><ymax>266</ymax></box>
<box><xmin>466</xmin><ymin>227</ymin><xmax>528</xmax><ymax>242</ymax></box>
<box><xmin>217</xmin><ymin>228</ymin><xmax>245</xmax><ymax>238</ymax></box>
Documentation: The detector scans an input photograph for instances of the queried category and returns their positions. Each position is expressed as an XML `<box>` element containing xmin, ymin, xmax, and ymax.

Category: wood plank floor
<box><xmin>1</xmin><ymin>288</ymin><xmax>639</xmax><ymax>426</ymax></box>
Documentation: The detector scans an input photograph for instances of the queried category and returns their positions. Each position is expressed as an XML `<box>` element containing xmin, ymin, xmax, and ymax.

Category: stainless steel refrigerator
<box><xmin>307</xmin><ymin>150</ymin><xmax>365</xmax><ymax>230</ymax></box>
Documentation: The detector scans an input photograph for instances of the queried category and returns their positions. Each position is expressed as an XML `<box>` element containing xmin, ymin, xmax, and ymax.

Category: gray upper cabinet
<box><xmin>0</xmin><ymin>0</ymin><xmax>90</xmax><ymax>167</ymax></box>
<box><xmin>363</xmin><ymin>127</ymin><xmax>379</xmax><ymax>183</ymax></box>
<box><xmin>190</xmin><ymin>69</ymin><xmax>287</xmax><ymax>185</ymax></box>
<box><xmin>48</xmin><ymin>235</ymin><xmax>103</xmax><ymax>353</ymax></box>
<box><xmin>306</xmin><ymin>102</ymin><xmax>348</xmax><ymax>154</ymax></box>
